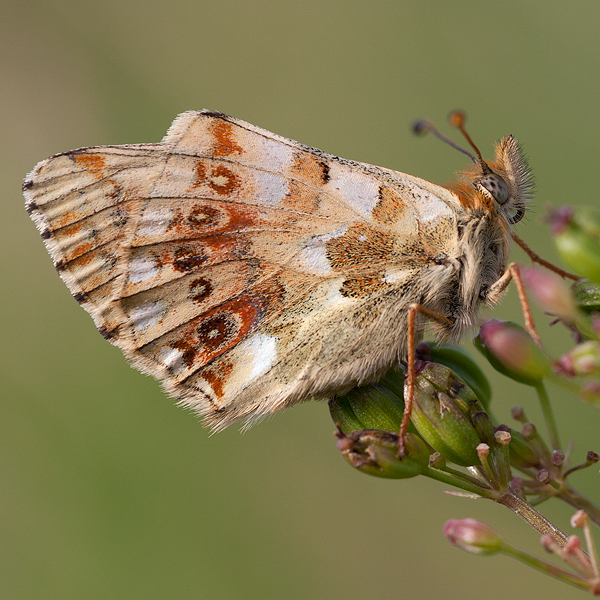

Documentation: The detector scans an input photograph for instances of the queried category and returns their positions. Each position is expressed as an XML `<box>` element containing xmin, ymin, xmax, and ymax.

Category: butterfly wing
<box><xmin>25</xmin><ymin>110</ymin><xmax>460</xmax><ymax>429</ymax></box>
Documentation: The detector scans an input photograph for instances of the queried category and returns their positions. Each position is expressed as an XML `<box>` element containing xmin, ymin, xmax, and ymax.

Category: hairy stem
<box><xmin>497</xmin><ymin>489</ymin><xmax>569</xmax><ymax>547</ymax></box>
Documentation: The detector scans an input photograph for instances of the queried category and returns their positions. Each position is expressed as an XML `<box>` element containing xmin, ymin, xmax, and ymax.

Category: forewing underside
<box><xmin>25</xmin><ymin>110</ymin><xmax>455</xmax><ymax>429</ymax></box>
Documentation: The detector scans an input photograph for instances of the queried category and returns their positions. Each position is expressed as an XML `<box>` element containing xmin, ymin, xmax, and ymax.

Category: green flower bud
<box><xmin>572</xmin><ymin>279</ymin><xmax>600</xmax><ymax>314</ymax></box>
<box><xmin>474</xmin><ymin>320</ymin><xmax>551</xmax><ymax>386</ymax></box>
<box><xmin>335</xmin><ymin>429</ymin><xmax>429</xmax><ymax>479</ymax></box>
<box><xmin>416</xmin><ymin>342</ymin><xmax>492</xmax><ymax>409</ymax></box>
<box><xmin>408</xmin><ymin>363</ymin><xmax>483</xmax><ymax>466</ymax></box>
<box><xmin>444</xmin><ymin>519</ymin><xmax>504</xmax><ymax>555</ymax></box>
<box><xmin>412</xmin><ymin>361</ymin><xmax>483</xmax><ymax>416</ymax></box>
<box><xmin>329</xmin><ymin>395</ymin><xmax>364</xmax><ymax>433</ymax></box>
<box><xmin>499</xmin><ymin>427</ymin><xmax>540</xmax><ymax>469</ymax></box>
<box><xmin>471</xmin><ymin>411</ymin><xmax>496</xmax><ymax>446</ymax></box>
<box><xmin>328</xmin><ymin>380</ymin><xmax>404</xmax><ymax>433</ymax></box>
<box><xmin>550</xmin><ymin>206</ymin><xmax>600</xmax><ymax>283</ymax></box>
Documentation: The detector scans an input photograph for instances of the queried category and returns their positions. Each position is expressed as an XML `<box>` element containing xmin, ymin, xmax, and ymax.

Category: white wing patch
<box><xmin>129</xmin><ymin>257</ymin><xmax>158</xmax><ymax>284</ymax></box>
<box><xmin>328</xmin><ymin>163</ymin><xmax>380</xmax><ymax>217</ymax></box>
<box><xmin>297</xmin><ymin>226</ymin><xmax>349</xmax><ymax>274</ymax></box>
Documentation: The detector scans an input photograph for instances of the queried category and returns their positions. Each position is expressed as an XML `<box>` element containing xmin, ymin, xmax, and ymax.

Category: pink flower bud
<box><xmin>565</xmin><ymin>341</ymin><xmax>600</xmax><ymax>376</ymax></box>
<box><xmin>522</xmin><ymin>266</ymin><xmax>578</xmax><ymax>324</ymax></box>
<box><xmin>475</xmin><ymin>320</ymin><xmax>551</xmax><ymax>386</ymax></box>
<box><xmin>570</xmin><ymin>510</ymin><xmax>589</xmax><ymax>529</ymax></box>
<box><xmin>444</xmin><ymin>519</ymin><xmax>503</xmax><ymax>555</ymax></box>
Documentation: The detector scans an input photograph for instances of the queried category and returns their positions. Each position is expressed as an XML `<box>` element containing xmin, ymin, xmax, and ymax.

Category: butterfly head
<box><xmin>417</xmin><ymin>111</ymin><xmax>535</xmax><ymax>225</ymax></box>
<box><xmin>466</xmin><ymin>134</ymin><xmax>534</xmax><ymax>225</ymax></box>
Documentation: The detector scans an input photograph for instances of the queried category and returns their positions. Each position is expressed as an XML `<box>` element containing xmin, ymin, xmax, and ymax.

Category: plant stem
<box><xmin>497</xmin><ymin>489</ymin><xmax>569</xmax><ymax>547</ymax></box>
<box><xmin>557</xmin><ymin>483</ymin><xmax>600</xmax><ymax>528</ymax></box>
<box><xmin>421</xmin><ymin>466</ymin><xmax>492</xmax><ymax>497</ymax></box>
<box><xmin>500</xmin><ymin>544</ymin><xmax>591</xmax><ymax>592</ymax></box>
<box><xmin>438</xmin><ymin>464</ymin><xmax>492</xmax><ymax>490</ymax></box>
<box><xmin>535</xmin><ymin>382</ymin><xmax>561</xmax><ymax>451</ymax></box>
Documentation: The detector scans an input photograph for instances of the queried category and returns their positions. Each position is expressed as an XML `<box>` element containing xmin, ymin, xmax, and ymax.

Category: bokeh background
<box><xmin>2</xmin><ymin>1</ymin><xmax>599</xmax><ymax>598</ymax></box>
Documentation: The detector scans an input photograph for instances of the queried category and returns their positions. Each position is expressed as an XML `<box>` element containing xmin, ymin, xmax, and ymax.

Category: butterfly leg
<box><xmin>487</xmin><ymin>262</ymin><xmax>543</xmax><ymax>347</ymax></box>
<box><xmin>401</xmin><ymin>262</ymin><xmax>543</xmax><ymax>457</ymax></box>
<box><xmin>399</xmin><ymin>303</ymin><xmax>453</xmax><ymax>457</ymax></box>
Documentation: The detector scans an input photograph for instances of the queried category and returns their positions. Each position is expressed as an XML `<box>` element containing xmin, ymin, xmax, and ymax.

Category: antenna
<box><xmin>413</xmin><ymin>110</ymin><xmax>493</xmax><ymax>174</ymax></box>
<box><xmin>412</xmin><ymin>117</ymin><xmax>477</xmax><ymax>164</ymax></box>
<box><xmin>448</xmin><ymin>110</ymin><xmax>488</xmax><ymax>171</ymax></box>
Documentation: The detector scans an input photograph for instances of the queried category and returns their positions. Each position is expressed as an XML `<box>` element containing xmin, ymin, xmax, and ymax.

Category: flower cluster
<box><xmin>330</xmin><ymin>205</ymin><xmax>600</xmax><ymax>594</ymax></box>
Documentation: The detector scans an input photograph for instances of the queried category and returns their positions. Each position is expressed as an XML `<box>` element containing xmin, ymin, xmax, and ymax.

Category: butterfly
<box><xmin>24</xmin><ymin>109</ymin><xmax>535</xmax><ymax>438</ymax></box>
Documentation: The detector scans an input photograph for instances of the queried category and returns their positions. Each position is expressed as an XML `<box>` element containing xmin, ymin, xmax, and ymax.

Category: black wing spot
<box><xmin>319</xmin><ymin>160</ymin><xmax>330</xmax><ymax>184</ymax></box>
<box><xmin>98</xmin><ymin>325</ymin><xmax>117</xmax><ymax>341</ymax></box>
<box><xmin>200</xmin><ymin>109</ymin><xmax>227</xmax><ymax>118</ymax></box>
<box><xmin>72</xmin><ymin>291</ymin><xmax>88</xmax><ymax>305</ymax></box>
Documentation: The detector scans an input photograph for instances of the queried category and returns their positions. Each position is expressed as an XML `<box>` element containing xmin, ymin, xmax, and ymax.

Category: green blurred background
<box><xmin>3</xmin><ymin>1</ymin><xmax>599</xmax><ymax>598</ymax></box>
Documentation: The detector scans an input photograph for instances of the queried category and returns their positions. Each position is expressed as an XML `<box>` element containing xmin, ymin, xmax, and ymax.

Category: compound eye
<box><xmin>479</xmin><ymin>173</ymin><xmax>509</xmax><ymax>204</ymax></box>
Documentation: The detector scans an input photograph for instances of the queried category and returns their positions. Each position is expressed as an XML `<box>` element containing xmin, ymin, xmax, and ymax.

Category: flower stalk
<box><xmin>535</xmin><ymin>382</ymin><xmax>561</xmax><ymax>452</ymax></box>
<box><xmin>444</xmin><ymin>515</ymin><xmax>600</xmax><ymax>593</ymax></box>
